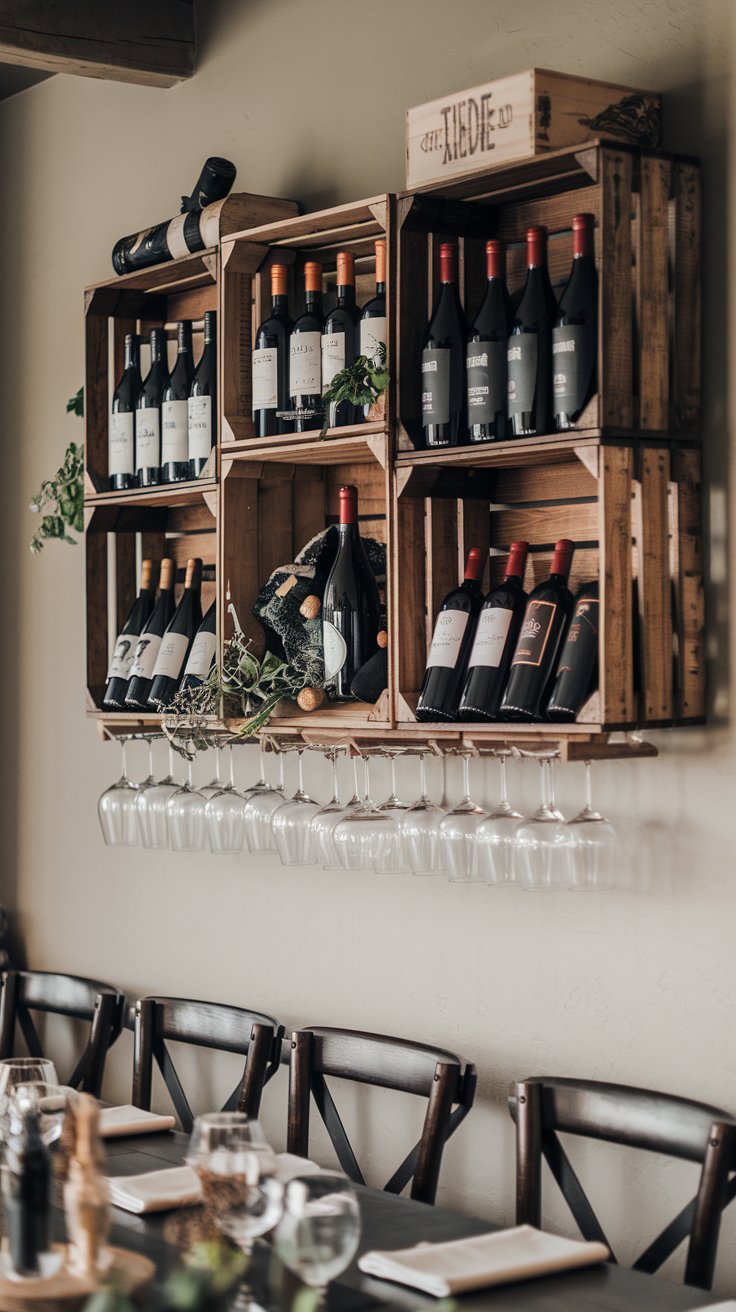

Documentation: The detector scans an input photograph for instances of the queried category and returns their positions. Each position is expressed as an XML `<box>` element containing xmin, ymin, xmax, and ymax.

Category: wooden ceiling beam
<box><xmin>0</xmin><ymin>1</ymin><xmax>195</xmax><ymax>88</ymax></box>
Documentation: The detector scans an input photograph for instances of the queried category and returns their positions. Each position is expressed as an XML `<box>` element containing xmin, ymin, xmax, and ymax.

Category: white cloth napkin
<box><xmin>358</xmin><ymin>1226</ymin><xmax>609</xmax><ymax>1297</ymax></box>
<box><xmin>106</xmin><ymin>1153</ymin><xmax>323</xmax><ymax>1215</ymax></box>
<box><xmin>99</xmin><ymin>1105</ymin><xmax>176</xmax><ymax>1139</ymax></box>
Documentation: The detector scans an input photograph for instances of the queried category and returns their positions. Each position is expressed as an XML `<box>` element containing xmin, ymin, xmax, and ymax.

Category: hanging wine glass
<box><xmin>243</xmin><ymin>748</ymin><xmax>285</xmax><ymax>855</ymax></box>
<box><xmin>333</xmin><ymin>754</ymin><xmax>399</xmax><ymax>872</ymax></box>
<box><xmin>272</xmin><ymin>749</ymin><xmax>320</xmax><ymax>866</ymax></box>
<box><xmin>98</xmin><ymin>737</ymin><xmax>140</xmax><ymax>847</ymax></box>
<box><xmin>474</xmin><ymin>750</ymin><xmax>524</xmax><ymax>886</ymax></box>
<box><xmin>514</xmin><ymin>756</ymin><xmax>570</xmax><ymax>890</ymax></box>
<box><xmin>375</xmin><ymin>748</ymin><xmax>411</xmax><ymax>873</ymax></box>
<box><xmin>205</xmin><ymin>745</ymin><xmax>249</xmax><ymax>855</ymax></box>
<box><xmin>199</xmin><ymin>743</ymin><xmax>224</xmax><ymax>800</ymax></box>
<box><xmin>397</xmin><ymin>753</ymin><xmax>444</xmax><ymax>875</ymax></box>
<box><xmin>166</xmin><ymin>756</ymin><xmax>207</xmax><ymax>852</ymax></box>
<box><xmin>564</xmin><ymin>761</ymin><xmax>618</xmax><ymax>890</ymax></box>
<box><xmin>137</xmin><ymin>736</ymin><xmax>157</xmax><ymax>792</ymax></box>
<box><xmin>241</xmin><ymin>738</ymin><xmax>272</xmax><ymax>801</ymax></box>
<box><xmin>312</xmin><ymin>754</ymin><xmax>362</xmax><ymax>870</ymax></box>
<box><xmin>436</xmin><ymin>752</ymin><xmax>486</xmax><ymax>882</ymax></box>
<box><xmin>137</xmin><ymin>741</ymin><xmax>180</xmax><ymax>849</ymax></box>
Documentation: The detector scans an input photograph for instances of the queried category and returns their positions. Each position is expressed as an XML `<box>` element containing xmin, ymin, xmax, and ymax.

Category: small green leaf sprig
<box><xmin>29</xmin><ymin>388</ymin><xmax>85</xmax><ymax>553</ymax></box>
<box><xmin>320</xmin><ymin>343</ymin><xmax>388</xmax><ymax>436</ymax></box>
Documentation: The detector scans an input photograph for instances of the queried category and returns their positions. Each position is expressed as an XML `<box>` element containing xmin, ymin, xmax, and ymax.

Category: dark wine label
<box><xmin>466</xmin><ymin>341</ymin><xmax>506</xmax><ymax>424</ymax></box>
<box><xmin>552</xmin><ymin>324</ymin><xmax>595</xmax><ymax>418</ymax></box>
<box><xmin>555</xmin><ymin>596</ymin><xmax>599</xmax><ymax>670</ymax></box>
<box><xmin>421</xmin><ymin>348</ymin><xmax>450</xmax><ymax>426</ymax></box>
<box><xmin>507</xmin><ymin>334</ymin><xmax>538</xmax><ymax>420</ymax></box>
<box><xmin>512</xmin><ymin>599</ymin><xmax>556</xmax><ymax>667</ymax></box>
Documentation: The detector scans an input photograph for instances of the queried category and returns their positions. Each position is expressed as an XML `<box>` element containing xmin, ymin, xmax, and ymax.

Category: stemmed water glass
<box><xmin>243</xmin><ymin>749</ymin><xmax>285</xmax><ymax>855</ymax></box>
<box><xmin>514</xmin><ymin>756</ymin><xmax>570</xmax><ymax>890</ymax></box>
<box><xmin>397</xmin><ymin>753</ymin><xmax>444</xmax><ymax>875</ymax></box>
<box><xmin>312</xmin><ymin>754</ymin><xmax>362</xmax><ymax>870</ymax></box>
<box><xmin>0</xmin><ymin>1059</ymin><xmax>59</xmax><ymax>1138</ymax></box>
<box><xmin>474</xmin><ymin>751</ymin><xmax>524</xmax><ymax>886</ymax></box>
<box><xmin>275</xmin><ymin>1174</ymin><xmax>361</xmax><ymax>1303</ymax></box>
<box><xmin>166</xmin><ymin>756</ymin><xmax>207</xmax><ymax>852</ymax></box>
<box><xmin>332</xmin><ymin>754</ymin><xmax>399</xmax><ymax>872</ymax></box>
<box><xmin>272</xmin><ymin>749</ymin><xmax>320</xmax><ymax>866</ymax></box>
<box><xmin>436</xmin><ymin>753</ymin><xmax>486</xmax><ymax>882</ymax></box>
<box><xmin>205</xmin><ymin>745</ymin><xmax>249</xmax><ymax>855</ymax></box>
<box><xmin>137</xmin><ymin>742</ymin><xmax>180</xmax><ymax>849</ymax></box>
<box><xmin>563</xmin><ymin>761</ymin><xmax>618</xmax><ymax>890</ymax></box>
<box><xmin>98</xmin><ymin>737</ymin><xmax>139</xmax><ymax>846</ymax></box>
<box><xmin>374</xmin><ymin>749</ymin><xmax>411</xmax><ymax>873</ymax></box>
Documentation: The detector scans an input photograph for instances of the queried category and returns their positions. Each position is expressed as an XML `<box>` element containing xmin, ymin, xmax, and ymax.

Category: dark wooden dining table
<box><xmin>97</xmin><ymin>1130</ymin><xmax>717</xmax><ymax>1312</ymax></box>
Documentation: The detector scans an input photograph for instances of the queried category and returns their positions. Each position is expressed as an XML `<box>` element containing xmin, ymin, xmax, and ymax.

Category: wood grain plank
<box><xmin>672</xmin><ymin>161</ymin><xmax>702</xmax><ymax>431</ymax></box>
<box><xmin>598</xmin><ymin>445</ymin><xmax>635</xmax><ymax>724</ymax></box>
<box><xmin>599</xmin><ymin>149</ymin><xmax>634</xmax><ymax>429</ymax></box>
<box><xmin>394</xmin><ymin>494</ymin><xmax>427</xmax><ymax>700</ymax></box>
<box><xmin>396</xmin><ymin>208</ymin><xmax>430</xmax><ymax>450</ymax></box>
<box><xmin>637</xmin><ymin>155</ymin><xmax>672</xmax><ymax>430</ymax></box>
<box><xmin>671</xmin><ymin>446</ymin><xmax>705</xmax><ymax>719</ymax></box>
<box><xmin>636</xmin><ymin>446</ymin><xmax>673</xmax><ymax>721</ymax></box>
<box><xmin>426</xmin><ymin>499</ymin><xmax>459</xmax><ymax>650</ymax></box>
<box><xmin>85</xmin><ymin>312</ymin><xmax>109</xmax><ymax>492</ymax></box>
<box><xmin>490</xmin><ymin>501</ymin><xmax>599</xmax><ymax>545</ymax></box>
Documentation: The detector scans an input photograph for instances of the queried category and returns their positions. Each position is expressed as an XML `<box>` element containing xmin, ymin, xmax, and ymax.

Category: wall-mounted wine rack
<box><xmin>84</xmin><ymin>141</ymin><xmax>703</xmax><ymax>762</ymax></box>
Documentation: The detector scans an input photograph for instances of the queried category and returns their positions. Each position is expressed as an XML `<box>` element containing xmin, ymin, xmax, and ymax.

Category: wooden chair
<box><xmin>132</xmin><ymin>996</ymin><xmax>284</xmax><ymax>1134</ymax></box>
<box><xmin>0</xmin><ymin>970</ymin><xmax>125</xmax><ymax>1097</ymax></box>
<box><xmin>510</xmin><ymin>1075</ymin><xmax>736</xmax><ymax>1290</ymax></box>
<box><xmin>288</xmin><ymin>1027</ymin><xmax>476</xmax><ymax>1205</ymax></box>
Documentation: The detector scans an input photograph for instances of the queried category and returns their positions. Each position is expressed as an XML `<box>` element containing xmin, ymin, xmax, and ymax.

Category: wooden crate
<box><xmin>220</xmin><ymin>434</ymin><xmax>392</xmax><ymax>732</ymax></box>
<box><xmin>219</xmin><ymin>197</ymin><xmax>394</xmax><ymax>450</ymax></box>
<box><xmin>396</xmin><ymin>142</ymin><xmax>701</xmax><ymax>450</ymax></box>
<box><xmin>85</xmin><ymin>481</ymin><xmax>217</xmax><ymax>718</ymax></box>
<box><xmin>393</xmin><ymin>437</ymin><xmax>704</xmax><ymax>740</ymax></box>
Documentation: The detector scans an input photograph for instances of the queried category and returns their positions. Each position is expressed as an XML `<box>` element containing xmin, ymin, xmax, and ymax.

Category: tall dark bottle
<box><xmin>253</xmin><ymin>263</ymin><xmax>293</xmax><ymax>437</ymax></box>
<box><xmin>148</xmin><ymin>557</ymin><xmax>203</xmax><ymax>708</ymax></box>
<box><xmin>322</xmin><ymin>486</ymin><xmax>381</xmax><ymax>702</ymax></box>
<box><xmin>4</xmin><ymin>1107</ymin><xmax>51</xmax><ymax>1277</ymax></box>
<box><xmin>415</xmin><ymin>548</ymin><xmax>485</xmax><ymax>722</ymax></box>
<box><xmin>290</xmin><ymin>261</ymin><xmax>323</xmax><ymax>432</ymax></box>
<box><xmin>102</xmin><ymin>559</ymin><xmax>155</xmax><ymax>709</ymax></box>
<box><xmin>553</xmin><ymin>213</ymin><xmax>598</xmax><ymax>430</ymax></box>
<box><xmin>467</xmin><ymin>240</ymin><xmax>513</xmax><ymax>442</ymax></box>
<box><xmin>507</xmin><ymin>226</ymin><xmax>558</xmax><ymax>437</ymax></box>
<box><xmin>458</xmin><ymin>542</ymin><xmax>529</xmax><ymax>721</ymax></box>
<box><xmin>547</xmin><ymin>582</ymin><xmax>599</xmax><ymax>720</ymax></box>
<box><xmin>421</xmin><ymin>242</ymin><xmax>467</xmax><ymax>448</ymax></box>
<box><xmin>181</xmin><ymin>599</ymin><xmax>217</xmax><ymax>691</ymax></box>
<box><xmin>109</xmin><ymin>333</ymin><xmax>141</xmax><ymax>491</ymax></box>
<box><xmin>135</xmin><ymin>328</ymin><xmax>169</xmax><ymax>487</ymax></box>
<box><xmin>125</xmin><ymin>558</ymin><xmax>176</xmax><ymax>710</ymax></box>
<box><xmin>360</xmin><ymin>238</ymin><xmax>387</xmax><ymax>364</ymax></box>
<box><xmin>188</xmin><ymin>310</ymin><xmax>217</xmax><ymax>478</ymax></box>
<box><xmin>161</xmin><ymin>321</ymin><xmax>194</xmax><ymax>483</ymax></box>
<box><xmin>500</xmin><ymin>539</ymin><xmax>575</xmax><ymax>721</ymax></box>
<box><xmin>322</xmin><ymin>251</ymin><xmax>361</xmax><ymax>428</ymax></box>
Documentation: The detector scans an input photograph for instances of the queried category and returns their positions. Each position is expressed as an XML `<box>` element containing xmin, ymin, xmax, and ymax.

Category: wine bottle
<box><xmin>467</xmin><ymin>240</ymin><xmax>513</xmax><ymax>442</ymax></box>
<box><xmin>507</xmin><ymin>225</ymin><xmax>558</xmax><ymax>437</ymax></box>
<box><xmin>322</xmin><ymin>485</ymin><xmax>381</xmax><ymax>702</ymax></box>
<box><xmin>4</xmin><ymin>1107</ymin><xmax>51</xmax><ymax>1277</ymax></box>
<box><xmin>109</xmin><ymin>333</ymin><xmax>141</xmax><ymax>491</ymax></box>
<box><xmin>360</xmin><ymin>238</ymin><xmax>387</xmax><ymax>364</ymax></box>
<box><xmin>415</xmin><ymin>548</ymin><xmax>485</xmax><ymax>722</ymax></box>
<box><xmin>161</xmin><ymin>321</ymin><xmax>194</xmax><ymax>482</ymax></box>
<box><xmin>547</xmin><ymin>582</ymin><xmax>599</xmax><ymax>720</ymax></box>
<box><xmin>322</xmin><ymin>251</ymin><xmax>361</xmax><ymax>428</ymax></box>
<box><xmin>148</xmin><ymin>557</ymin><xmax>203</xmax><ymax>708</ymax></box>
<box><xmin>125</xmin><ymin>558</ymin><xmax>176</xmax><ymax>710</ymax></box>
<box><xmin>188</xmin><ymin>310</ymin><xmax>217</xmax><ymax>478</ymax></box>
<box><xmin>253</xmin><ymin>263</ymin><xmax>293</xmax><ymax>438</ymax></box>
<box><xmin>290</xmin><ymin>262</ymin><xmax>323</xmax><ymax>432</ymax></box>
<box><xmin>111</xmin><ymin>157</ymin><xmax>236</xmax><ymax>274</ymax></box>
<box><xmin>135</xmin><ymin>328</ymin><xmax>169</xmax><ymax>487</ymax></box>
<box><xmin>553</xmin><ymin>214</ymin><xmax>598</xmax><ymax>430</ymax></box>
<box><xmin>181</xmin><ymin>599</ymin><xmax>217</xmax><ymax>691</ymax></box>
<box><xmin>421</xmin><ymin>242</ymin><xmax>467</xmax><ymax>448</ymax></box>
<box><xmin>102</xmin><ymin>559</ymin><xmax>155</xmax><ymax>709</ymax></box>
<box><xmin>457</xmin><ymin>542</ymin><xmax>529</xmax><ymax>721</ymax></box>
<box><xmin>500</xmin><ymin>539</ymin><xmax>575</xmax><ymax>721</ymax></box>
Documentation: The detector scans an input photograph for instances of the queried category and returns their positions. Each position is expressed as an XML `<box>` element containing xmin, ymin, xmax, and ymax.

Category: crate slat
<box><xmin>636</xmin><ymin>447</ymin><xmax>673</xmax><ymax>721</ymax></box>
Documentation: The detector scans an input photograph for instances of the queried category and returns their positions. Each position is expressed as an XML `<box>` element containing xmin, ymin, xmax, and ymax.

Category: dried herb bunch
<box><xmin>320</xmin><ymin>342</ymin><xmax>388</xmax><ymax>435</ymax></box>
<box><xmin>29</xmin><ymin>388</ymin><xmax>85</xmax><ymax>553</ymax></box>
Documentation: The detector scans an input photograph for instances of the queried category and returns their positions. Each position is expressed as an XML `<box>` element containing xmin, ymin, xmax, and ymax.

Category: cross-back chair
<box><xmin>0</xmin><ymin>970</ymin><xmax>125</xmax><ymax>1097</ymax></box>
<box><xmin>132</xmin><ymin>996</ymin><xmax>284</xmax><ymax>1134</ymax></box>
<box><xmin>288</xmin><ymin>1026</ymin><xmax>476</xmax><ymax>1205</ymax></box>
<box><xmin>510</xmin><ymin>1075</ymin><xmax>736</xmax><ymax>1290</ymax></box>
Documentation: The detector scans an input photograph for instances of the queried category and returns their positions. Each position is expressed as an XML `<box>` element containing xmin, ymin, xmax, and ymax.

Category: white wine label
<box><xmin>468</xmin><ymin>606</ymin><xmax>513</xmax><ymax>669</ymax></box>
<box><xmin>183</xmin><ymin>630</ymin><xmax>217</xmax><ymax>680</ymax></box>
<box><xmin>421</xmin><ymin>348</ymin><xmax>450</xmax><ymax>427</ymax></box>
<box><xmin>188</xmin><ymin>395</ymin><xmax>212</xmax><ymax>462</ymax></box>
<box><xmin>323</xmin><ymin>619</ymin><xmax>348</xmax><ymax>681</ymax></box>
<box><xmin>199</xmin><ymin>198</ymin><xmax>225</xmax><ymax>249</ymax></box>
<box><xmin>252</xmin><ymin>348</ymin><xmax>279</xmax><ymax>410</ymax></box>
<box><xmin>507</xmin><ymin>334</ymin><xmax>538</xmax><ymax>420</ymax></box>
<box><xmin>512</xmin><ymin>600</ymin><xmax>556</xmax><ymax>667</ymax></box>
<box><xmin>135</xmin><ymin>407</ymin><xmax>160</xmax><ymax>468</ymax></box>
<box><xmin>129</xmin><ymin>632</ymin><xmax>162</xmax><ymax>681</ymax></box>
<box><xmin>466</xmin><ymin>341</ymin><xmax>506</xmax><ymax>425</ymax></box>
<box><xmin>290</xmin><ymin>331</ymin><xmax>321</xmax><ymax>395</ymax></box>
<box><xmin>166</xmin><ymin>213</ymin><xmax>189</xmax><ymax>261</ymax></box>
<box><xmin>321</xmin><ymin>333</ymin><xmax>346</xmax><ymax>391</ymax></box>
<box><xmin>360</xmin><ymin>317</ymin><xmax>387</xmax><ymax>361</ymax></box>
<box><xmin>426</xmin><ymin>609</ymin><xmax>469</xmax><ymax>669</ymax></box>
<box><xmin>162</xmin><ymin>399</ymin><xmax>189</xmax><ymax>463</ymax></box>
<box><xmin>151</xmin><ymin>631</ymin><xmax>190</xmax><ymax>681</ymax></box>
<box><xmin>109</xmin><ymin>412</ymin><xmax>135</xmax><ymax>477</ymax></box>
<box><xmin>106</xmin><ymin>631</ymin><xmax>139</xmax><ymax>681</ymax></box>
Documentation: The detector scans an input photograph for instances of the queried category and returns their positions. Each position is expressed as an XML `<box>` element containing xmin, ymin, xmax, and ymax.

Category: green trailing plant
<box><xmin>29</xmin><ymin>387</ymin><xmax>85</xmax><ymax>553</ymax></box>
<box><xmin>320</xmin><ymin>342</ymin><xmax>388</xmax><ymax>436</ymax></box>
<box><xmin>83</xmin><ymin>1239</ymin><xmax>247</xmax><ymax>1312</ymax></box>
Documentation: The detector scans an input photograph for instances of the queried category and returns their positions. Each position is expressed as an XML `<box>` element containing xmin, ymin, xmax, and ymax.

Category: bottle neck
<box><xmin>124</xmin><ymin>340</ymin><xmax>139</xmax><ymax>370</ymax></box>
<box><xmin>336</xmin><ymin>284</ymin><xmax>356</xmax><ymax>308</ymax></box>
<box><xmin>374</xmin><ymin>280</ymin><xmax>386</xmax><ymax>297</ymax></box>
<box><xmin>305</xmin><ymin>291</ymin><xmax>322</xmax><ymax>313</ymax></box>
<box><xmin>149</xmin><ymin>332</ymin><xmax>165</xmax><ymax>362</ymax></box>
<box><xmin>203</xmin><ymin>312</ymin><xmax>216</xmax><ymax>346</ymax></box>
<box><xmin>272</xmin><ymin>293</ymin><xmax>289</xmax><ymax>313</ymax></box>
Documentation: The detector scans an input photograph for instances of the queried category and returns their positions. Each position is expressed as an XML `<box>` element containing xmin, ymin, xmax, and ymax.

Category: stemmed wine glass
<box><xmin>275</xmin><ymin>1174</ymin><xmax>361</xmax><ymax>1304</ymax></box>
<box><xmin>397</xmin><ymin>753</ymin><xmax>444</xmax><ymax>875</ymax></box>
<box><xmin>514</xmin><ymin>756</ymin><xmax>570</xmax><ymax>890</ymax></box>
<box><xmin>564</xmin><ymin>761</ymin><xmax>618</xmax><ymax>890</ymax></box>
<box><xmin>137</xmin><ymin>742</ymin><xmax>180</xmax><ymax>849</ymax></box>
<box><xmin>436</xmin><ymin>753</ymin><xmax>486</xmax><ymax>882</ymax></box>
<box><xmin>243</xmin><ymin>748</ymin><xmax>285</xmax><ymax>855</ymax></box>
<box><xmin>199</xmin><ymin>744</ymin><xmax>225</xmax><ymax>800</ymax></box>
<box><xmin>312</xmin><ymin>754</ymin><xmax>362</xmax><ymax>870</ymax></box>
<box><xmin>474</xmin><ymin>751</ymin><xmax>524</xmax><ymax>886</ymax></box>
<box><xmin>272</xmin><ymin>749</ymin><xmax>320</xmax><ymax>866</ymax></box>
<box><xmin>166</xmin><ymin>756</ymin><xmax>207</xmax><ymax>852</ymax></box>
<box><xmin>205</xmin><ymin>744</ymin><xmax>249</xmax><ymax>855</ymax></box>
<box><xmin>98</xmin><ymin>737</ymin><xmax>140</xmax><ymax>846</ymax></box>
<box><xmin>137</xmin><ymin>737</ymin><xmax>157</xmax><ymax>793</ymax></box>
<box><xmin>332</xmin><ymin>754</ymin><xmax>399</xmax><ymax>872</ymax></box>
<box><xmin>374</xmin><ymin>749</ymin><xmax>411</xmax><ymax>873</ymax></box>
<box><xmin>0</xmin><ymin>1059</ymin><xmax>59</xmax><ymax>1139</ymax></box>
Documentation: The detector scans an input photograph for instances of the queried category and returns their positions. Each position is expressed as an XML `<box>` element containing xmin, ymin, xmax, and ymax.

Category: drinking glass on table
<box><xmin>98</xmin><ymin>737</ymin><xmax>139</xmax><ymax>846</ymax></box>
<box><xmin>275</xmin><ymin>1173</ymin><xmax>361</xmax><ymax>1300</ymax></box>
<box><xmin>137</xmin><ymin>742</ymin><xmax>180</xmax><ymax>849</ymax></box>
<box><xmin>0</xmin><ymin>1059</ymin><xmax>59</xmax><ymax>1138</ymax></box>
<box><xmin>10</xmin><ymin>1082</ymin><xmax>76</xmax><ymax>1146</ymax></box>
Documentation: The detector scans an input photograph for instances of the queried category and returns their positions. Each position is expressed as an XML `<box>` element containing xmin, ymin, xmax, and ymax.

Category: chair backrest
<box><xmin>510</xmin><ymin>1076</ymin><xmax>736</xmax><ymax>1290</ymax></box>
<box><xmin>0</xmin><ymin>970</ymin><xmax>125</xmax><ymax>1097</ymax></box>
<box><xmin>132</xmin><ymin>996</ymin><xmax>284</xmax><ymax>1134</ymax></box>
<box><xmin>287</xmin><ymin>1026</ymin><xmax>476</xmax><ymax>1205</ymax></box>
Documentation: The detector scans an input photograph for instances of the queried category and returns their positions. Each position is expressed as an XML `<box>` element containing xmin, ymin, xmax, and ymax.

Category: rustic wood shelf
<box><xmin>223</xmin><ymin>424</ymin><xmax>388</xmax><ymax>466</ymax></box>
<box><xmin>84</xmin><ymin>475</ymin><xmax>218</xmax><ymax>511</ymax></box>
